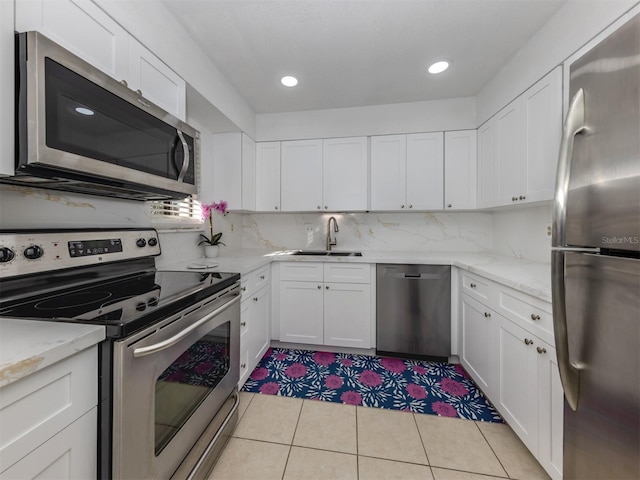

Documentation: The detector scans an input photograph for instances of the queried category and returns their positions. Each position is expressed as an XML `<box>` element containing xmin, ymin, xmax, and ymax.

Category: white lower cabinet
<box><xmin>0</xmin><ymin>346</ymin><xmax>98</xmax><ymax>478</ymax></box>
<box><xmin>458</xmin><ymin>269</ymin><xmax>563</xmax><ymax>480</ymax></box>
<box><xmin>279</xmin><ymin>262</ymin><xmax>373</xmax><ymax>349</ymax></box>
<box><xmin>239</xmin><ymin>265</ymin><xmax>271</xmax><ymax>386</ymax></box>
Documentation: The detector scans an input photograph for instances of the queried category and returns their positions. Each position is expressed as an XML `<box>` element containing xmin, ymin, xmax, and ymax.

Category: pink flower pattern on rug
<box><xmin>241</xmin><ymin>348</ymin><xmax>502</xmax><ymax>422</ymax></box>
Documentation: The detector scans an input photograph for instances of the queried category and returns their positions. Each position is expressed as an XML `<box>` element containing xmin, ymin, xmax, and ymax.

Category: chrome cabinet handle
<box><xmin>524</xmin><ymin>338</ymin><xmax>533</xmax><ymax>345</ymax></box>
<box><xmin>519</xmin><ymin>195</ymin><xmax>526</xmax><ymax>200</ymax></box>
<box><xmin>240</xmin><ymin>321</ymin><xmax>246</xmax><ymax>326</ymax></box>
<box><xmin>260</xmin><ymin>275</ymin><xmax>265</xmax><ymax>280</ymax></box>
<box><xmin>484</xmin><ymin>312</ymin><xmax>491</xmax><ymax>318</ymax></box>
<box><xmin>317</xmin><ymin>206</ymin><xmax>321</xmax><ymax>210</ymax></box>
<box><xmin>275</xmin><ymin>206</ymin><xmax>279</xmax><ymax>210</ymax></box>
<box><xmin>241</xmin><ymin>363</ymin><xmax>246</xmax><ymax>369</ymax></box>
<box><xmin>253</xmin><ymin>297</ymin><xmax>258</xmax><ymax>301</ymax></box>
<box><xmin>241</xmin><ymin>286</ymin><xmax>246</xmax><ymax>291</ymax></box>
<box><xmin>470</xmin><ymin>283</ymin><xmax>476</xmax><ymax>288</ymax></box>
<box><xmin>409</xmin><ymin>204</ymin><xmax>413</xmax><ymax>209</ymax></box>
<box><xmin>325</xmin><ymin>285</ymin><xmax>329</xmax><ymax>290</ymax></box>
<box><xmin>447</xmin><ymin>204</ymin><xmax>452</xmax><ymax>208</ymax></box>
<box><xmin>176</xmin><ymin>130</ymin><xmax>190</xmax><ymax>182</ymax></box>
<box><xmin>133</xmin><ymin>294</ymin><xmax>241</xmax><ymax>357</ymax></box>
<box><xmin>537</xmin><ymin>346</ymin><xmax>547</xmax><ymax>354</ymax></box>
<box><xmin>530</xmin><ymin>313</ymin><xmax>541</xmax><ymax>321</ymax></box>
<box><xmin>512</xmin><ymin>196</ymin><xmax>518</xmax><ymax>201</ymax></box>
<box><xmin>401</xmin><ymin>204</ymin><xmax>405</xmax><ymax>209</ymax></box>
<box><xmin>317</xmin><ymin>285</ymin><xmax>321</xmax><ymax>289</ymax></box>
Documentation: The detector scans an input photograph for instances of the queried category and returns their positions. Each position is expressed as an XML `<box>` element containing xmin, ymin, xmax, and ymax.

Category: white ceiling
<box><xmin>162</xmin><ymin>0</ymin><xmax>566</xmax><ymax>114</ymax></box>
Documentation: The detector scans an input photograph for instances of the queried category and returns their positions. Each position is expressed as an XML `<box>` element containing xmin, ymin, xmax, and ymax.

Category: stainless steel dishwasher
<box><xmin>376</xmin><ymin>264</ymin><xmax>451</xmax><ymax>360</ymax></box>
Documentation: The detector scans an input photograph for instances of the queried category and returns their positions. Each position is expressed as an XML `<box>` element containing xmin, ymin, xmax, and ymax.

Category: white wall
<box><xmin>94</xmin><ymin>0</ymin><xmax>256</xmax><ymax>138</ymax></box>
<box><xmin>477</xmin><ymin>0</ymin><xmax>638</xmax><ymax>125</ymax></box>
<box><xmin>255</xmin><ymin>97</ymin><xmax>476</xmax><ymax>141</ymax></box>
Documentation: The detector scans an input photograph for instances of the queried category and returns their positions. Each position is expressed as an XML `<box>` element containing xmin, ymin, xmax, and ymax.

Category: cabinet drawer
<box><xmin>460</xmin><ymin>271</ymin><xmax>495</xmax><ymax>304</ymax></box>
<box><xmin>0</xmin><ymin>347</ymin><xmax>97</xmax><ymax>471</ymax></box>
<box><xmin>280</xmin><ymin>262</ymin><xmax>323</xmax><ymax>282</ymax></box>
<box><xmin>495</xmin><ymin>285</ymin><xmax>553</xmax><ymax>344</ymax></box>
<box><xmin>253</xmin><ymin>265</ymin><xmax>270</xmax><ymax>291</ymax></box>
<box><xmin>324</xmin><ymin>263</ymin><xmax>370</xmax><ymax>284</ymax></box>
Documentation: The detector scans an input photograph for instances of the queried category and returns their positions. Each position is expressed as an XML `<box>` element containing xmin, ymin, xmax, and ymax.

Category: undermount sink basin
<box><xmin>292</xmin><ymin>250</ymin><xmax>362</xmax><ymax>257</ymax></box>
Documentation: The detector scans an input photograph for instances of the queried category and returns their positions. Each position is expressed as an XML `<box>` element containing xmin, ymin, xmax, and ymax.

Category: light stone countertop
<box><xmin>0</xmin><ymin>319</ymin><xmax>105</xmax><ymax>388</ymax></box>
<box><xmin>160</xmin><ymin>249</ymin><xmax>552</xmax><ymax>302</ymax></box>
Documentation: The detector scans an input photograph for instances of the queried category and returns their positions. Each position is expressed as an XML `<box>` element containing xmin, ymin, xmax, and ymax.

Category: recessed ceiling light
<box><xmin>428</xmin><ymin>60</ymin><xmax>450</xmax><ymax>74</ymax></box>
<box><xmin>281</xmin><ymin>75</ymin><xmax>298</xmax><ymax>87</ymax></box>
<box><xmin>75</xmin><ymin>106</ymin><xmax>95</xmax><ymax>116</ymax></box>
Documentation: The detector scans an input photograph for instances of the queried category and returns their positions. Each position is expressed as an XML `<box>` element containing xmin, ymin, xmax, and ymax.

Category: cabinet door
<box><xmin>370</xmin><ymin>135</ymin><xmax>407</xmax><ymax>210</ymax></box>
<box><xmin>255</xmin><ymin>142</ymin><xmax>281</xmax><ymax>212</ymax></box>
<box><xmin>537</xmin><ymin>341</ymin><xmax>563</xmax><ymax>480</ymax></box>
<box><xmin>460</xmin><ymin>295</ymin><xmax>494</xmax><ymax>396</ymax></box>
<box><xmin>16</xmin><ymin>0</ymin><xmax>128</xmax><ymax>80</ymax></box>
<box><xmin>406</xmin><ymin>132</ymin><xmax>444</xmax><ymax>210</ymax></box>
<box><xmin>128</xmin><ymin>38</ymin><xmax>186</xmax><ymax>120</ymax></box>
<box><xmin>496</xmin><ymin>316</ymin><xmax>539</xmax><ymax>455</ymax></box>
<box><xmin>523</xmin><ymin>67</ymin><xmax>562</xmax><ymax>204</ymax></box>
<box><xmin>444</xmin><ymin>130</ymin><xmax>477</xmax><ymax>210</ymax></box>
<box><xmin>323</xmin><ymin>283</ymin><xmax>371</xmax><ymax>349</ymax></box>
<box><xmin>241</xmin><ymin>134</ymin><xmax>256</xmax><ymax>211</ymax></box>
<box><xmin>494</xmin><ymin>98</ymin><xmax>527</xmax><ymax>206</ymax></box>
<box><xmin>279</xmin><ymin>281</ymin><xmax>324</xmax><ymax>345</ymax></box>
<box><xmin>281</xmin><ymin>140</ymin><xmax>323</xmax><ymax>212</ymax></box>
<box><xmin>322</xmin><ymin>137</ymin><xmax>368</xmax><ymax>211</ymax></box>
<box><xmin>1</xmin><ymin>408</ymin><xmax>97</xmax><ymax>479</ymax></box>
<box><xmin>477</xmin><ymin>118</ymin><xmax>496</xmax><ymax>209</ymax></box>
<box><xmin>211</xmin><ymin>133</ymin><xmax>242</xmax><ymax>208</ymax></box>
<box><xmin>249</xmin><ymin>286</ymin><xmax>271</xmax><ymax>367</ymax></box>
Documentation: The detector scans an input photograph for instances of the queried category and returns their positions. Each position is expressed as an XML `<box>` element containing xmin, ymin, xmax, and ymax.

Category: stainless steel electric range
<box><xmin>0</xmin><ymin>228</ymin><xmax>241</xmax><ymax>479</ymax></box>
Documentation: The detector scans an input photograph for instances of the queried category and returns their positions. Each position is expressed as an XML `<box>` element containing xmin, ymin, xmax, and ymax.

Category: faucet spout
<box><xmin>326</xmin><ymin>216</ymin><xmax>339</xmax><ymax>250</ymax></box>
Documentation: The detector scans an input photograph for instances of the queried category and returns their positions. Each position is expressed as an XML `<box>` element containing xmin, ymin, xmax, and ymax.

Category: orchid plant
<box><xmin>198</xmin><ymin>200</ymin><xmax>228</xmax><ymax>246</ymax></box>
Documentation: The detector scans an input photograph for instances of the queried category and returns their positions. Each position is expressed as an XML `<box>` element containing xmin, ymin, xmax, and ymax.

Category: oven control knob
<box><xmin>148</xmin><ymin>237</ymin><xmax>158</xmax><ymax>247</ymax></box>
<box><xmin>0</xmin><ymin>247</ymin><xmax>15</xmax><ymax>263</ymax></box>
<box><xmin>23</xmin><ymin>245</ymin><xmax>44</xmax><ymax>260</ymax></box>
<box><xmin>148</xmin><ymin>297</ymin><xmax>159</xmax><ymax>307</ymax></box>
<box><xmin>136</xmin><ymin>238</ymin><xmax>147</xmax><ymax>248</ymax></box>
<box><xmin>135</xmin><ymin>302</ymin><xmax>147</xmax><ymax>312</ymax></box>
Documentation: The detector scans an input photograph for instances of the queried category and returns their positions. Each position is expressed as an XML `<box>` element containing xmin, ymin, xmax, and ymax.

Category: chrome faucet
<box><xmin>326</xmin><ymin>216</ymin><xmax>339</xmax><ymax>251</ymax></box>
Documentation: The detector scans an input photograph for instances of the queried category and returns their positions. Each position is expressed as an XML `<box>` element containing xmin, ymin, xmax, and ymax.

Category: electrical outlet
<box><xmin>305</xmin><ymin>224</ymin><xmax>314</xmax><ymax>232</ymax></box>
<box><xmin>546</xmin><ymin>224</ymin><xmax>552</xmax><ymax>236</ymax></box>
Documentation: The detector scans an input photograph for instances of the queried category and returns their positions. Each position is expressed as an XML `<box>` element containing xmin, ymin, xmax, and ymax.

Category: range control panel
<box><xmin>0</xmin><ymin>229</ymin><xmax>161</xmax><ymax>278</ymax></box>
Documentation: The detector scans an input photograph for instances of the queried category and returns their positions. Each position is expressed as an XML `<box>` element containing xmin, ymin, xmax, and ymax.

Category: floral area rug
<box><xmin>241</xmin><ymin>348</ymin><xmax>502</xmax><ymax>422</ymax></box>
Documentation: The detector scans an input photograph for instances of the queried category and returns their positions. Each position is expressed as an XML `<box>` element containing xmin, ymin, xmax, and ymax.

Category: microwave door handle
<box><xmin>176</xmin><ymin>130</ymin><xmax>190</xmax><ymax>183</ymax></box>
<box><xmin>133</xmin><ymin>294</ymin><xmax>240</xmax><ymax>357</ymax></box>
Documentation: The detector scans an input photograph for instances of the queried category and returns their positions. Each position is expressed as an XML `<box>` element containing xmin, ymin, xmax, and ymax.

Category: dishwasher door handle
<box><xmin>391</xmin><ymin>273</ymin><xmax>443</xmax><ymax>280</ymax></box>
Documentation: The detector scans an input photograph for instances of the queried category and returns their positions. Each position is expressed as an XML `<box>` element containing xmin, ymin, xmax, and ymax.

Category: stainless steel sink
<box><xmin>292</xmin><ymin>250</ymin><xmax>362</xmax><ymax>257</ymax></box>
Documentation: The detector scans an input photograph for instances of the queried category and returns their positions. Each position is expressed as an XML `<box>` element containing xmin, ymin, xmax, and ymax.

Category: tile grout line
<box><xmin>355</xmin><ymin>406</ymin><xmax>359</xmax><ymax>479</ymax></box>
<box><xmin>412</xmin><ymin>412</ymin><xmax>432</xmax><ymax>467</ymax></box>
<box><xmin>280</xmin><ymin>398</ymin><xmax>305</xmax><ymax>480</ymax></box>
<box><xmin>474</xmin><ymin>421</ymin><xmax>511</xmax><ymax>479</ymax></box>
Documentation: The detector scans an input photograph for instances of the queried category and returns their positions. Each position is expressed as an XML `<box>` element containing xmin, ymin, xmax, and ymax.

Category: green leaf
<box><xmin>211</xmin><ymin>232</ymin><xmax>223</xmax><ymax>245</ymax></box>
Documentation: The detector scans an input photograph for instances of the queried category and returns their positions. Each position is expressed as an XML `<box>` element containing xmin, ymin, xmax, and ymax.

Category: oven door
<box><xmin>112</xmin><ymin>284</ymin><xmax>240</xmax><ymax>480</ymax></box>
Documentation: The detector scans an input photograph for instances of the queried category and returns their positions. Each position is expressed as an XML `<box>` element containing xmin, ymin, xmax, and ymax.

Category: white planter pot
<box><xmin>203</xmin><ymin>245</ymin><xmax>219</xmax><ymax>258</ymax></box>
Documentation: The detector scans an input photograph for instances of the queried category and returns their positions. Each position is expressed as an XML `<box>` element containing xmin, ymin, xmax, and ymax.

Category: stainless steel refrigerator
<box><xmin>552</xmin><ymin>11</ymin><xmax>640</xmax><ymax>480</ymax></box>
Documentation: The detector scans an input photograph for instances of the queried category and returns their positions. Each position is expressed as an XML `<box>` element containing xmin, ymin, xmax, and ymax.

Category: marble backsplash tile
<box><xmin>241</xmin><ymin>212</ymin><xmax>494</xmax><ymax>253</ymax></box>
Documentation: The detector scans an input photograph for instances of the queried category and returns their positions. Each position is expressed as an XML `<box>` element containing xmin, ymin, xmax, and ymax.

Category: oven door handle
<box><xmin>133</xmin><ymin>294</ymin><xmax>240</xmax><ymax>357</ymax></box>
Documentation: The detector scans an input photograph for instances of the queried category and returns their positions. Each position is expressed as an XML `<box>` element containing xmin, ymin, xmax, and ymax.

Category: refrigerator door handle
<box><xmin>551</xmin><ymin>250</ymin><xmax>581</xmax><ymax>410</ymax></box>
<box><xmin>552</xmin><ymin>88</ymin><xmax>587</xmax><ymax>248</ymax></box>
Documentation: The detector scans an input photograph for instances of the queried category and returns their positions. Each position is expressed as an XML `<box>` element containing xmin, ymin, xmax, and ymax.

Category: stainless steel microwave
<box><xmin>7</xmin><ymin>31</ymin><xmax>198</xmax><ymax>201</ymax></box>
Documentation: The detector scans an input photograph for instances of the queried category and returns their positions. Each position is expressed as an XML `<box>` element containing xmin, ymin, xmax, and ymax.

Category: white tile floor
<box><xmin>209</xmin><ymin>392</ymin><xmax>550</xmax><ymax>480</ymax></box>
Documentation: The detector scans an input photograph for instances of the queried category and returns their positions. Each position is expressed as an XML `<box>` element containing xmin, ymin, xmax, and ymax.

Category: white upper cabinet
<box><xmin>281</xmin><ymin>139</ymin><xmax>323</xmax><ymax>211</ymax></box>
<box><xmin>494</xmin><ymin>97</ymin><xmax>527</xmax><ymax>206</ymax></box>
<box><xmin>406</xmin><ymin>132</ymin><xmax>444</xmax><ymax>210</ymax></box>
<box><xmin>127</xmin><ymin>38</ymin><xmax>187</xmax><ymax>120</ymax></box>
<box><xmin>0</xmin><ymin>0</ymin><xmax>14</xmax><ymax>176</ymax></box>
<box><xmin>208</xmin><ymin>132</ymin><xmax>256</xmax><ymax>211</ymax></box>
<box><xmin>480</xmin><ymin>67</ymin><xmax>562</xmax><ymax>208</ymax></box>
<box><xmin>444</xmin><ymin>130</ymin><xmax>477</xmax><ymax>210</ymax></box>
<box><xmin>370</xmin><ymin>133</ymin><xmax>443</xmax><ymax>211</ymax></box>
<box><xmin>523</xmin><ymin>67</ymin><xmax>562</xmax><ymax>203</ymax></box>
<box><xmin>280</xmin><ymin>137</ymin><xmax>368</xmax><ymax>212</ymax></box>
<box><xmin>15</xmin><ymin>0</ymin><xmax>187</xmax><ymax>120</ymax></box>
<box><xmin>255</xmin><ymin>142</ymin><xmax>281</xmax><ymax>212</ymax></box>
<box><xmin>477</xmin><ymin>118</ymin><xmax>496</xmax><ymax>209</ymax></box>
<box><xmin>370</xmin><ymin>135</ymin><xmax>407</xmax><ymax>210</ymax></box>
<box><xmin>322</xmin><ymin>137</ymin><xmax>368</xmax><ymax>211</ymax></box>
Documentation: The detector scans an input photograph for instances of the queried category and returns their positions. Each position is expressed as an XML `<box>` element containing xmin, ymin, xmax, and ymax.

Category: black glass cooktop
<box><xmin>0</xmin><ymin>261</ymin><xmax>240</xmax><ymax>338</ymax></box>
